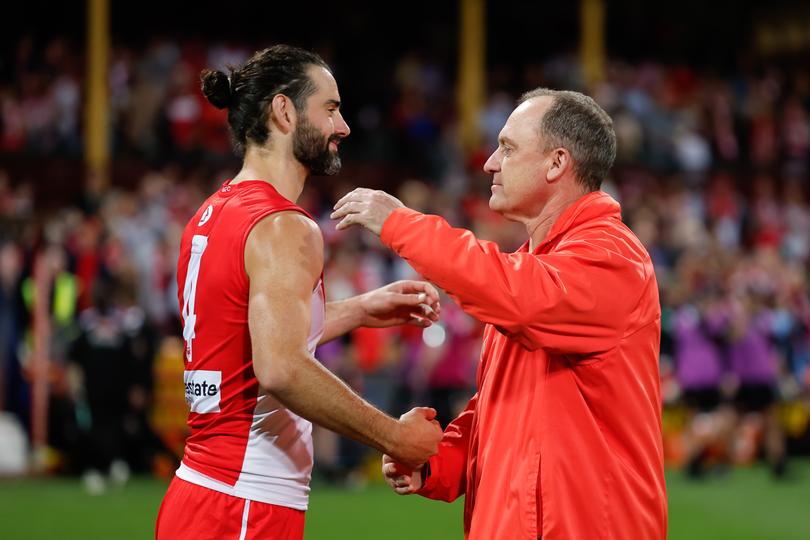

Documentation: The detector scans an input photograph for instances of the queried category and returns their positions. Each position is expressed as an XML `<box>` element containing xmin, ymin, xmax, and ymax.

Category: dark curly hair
<box><xmin>200</xmin><ymin>45</ymin><xmax>329</xmax><ymax>157</ymax></box>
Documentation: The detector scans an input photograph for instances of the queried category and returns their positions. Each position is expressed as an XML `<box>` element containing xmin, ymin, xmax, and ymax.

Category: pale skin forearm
<box><xmin>250</xmin><ymin>280</ymin><xmax>401</xmax><ymax>455</ymax></box>
<box><xmin>319</xmin><ymin>297</ymin><xmax>366</xmax><ymax>345</ymax></box>
<box><xmin>266</xmin><ymin>346</ymin><xmax>401</xmax><ymax>455</ymax></box>
<box><xmin>319</xmin><ymin>282</ymin><xmax>440</xmax><ymax>345</ymax></box>
<box><xmin>262</xmin><ymin>343</ymin><xmax>441</xmax><ymax>470</ymax></box>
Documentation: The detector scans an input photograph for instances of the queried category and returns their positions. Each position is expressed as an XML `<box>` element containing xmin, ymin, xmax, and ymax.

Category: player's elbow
<box><xmin>252</xmin><ymin>354</ymin><xmax>296</xmax><ymax>393</ymax></box>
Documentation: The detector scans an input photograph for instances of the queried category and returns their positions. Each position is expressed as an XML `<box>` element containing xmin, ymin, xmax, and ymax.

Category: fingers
<box><xmin>333</xmin><ymin>188</ymin><xmax>370</xmax><ymax>210</ymax></box>
<box><xmin>393</xmin><ymin>293</ymin><xmax>440</xmax><ymax>318</ymax></box>
<box><xmin>407</xmin><ymin>315</ymin><xmax>433</xmax><ymax>328</ymax></box>
<box><xmin>382</xmin><ymin>455</ymin><xmax>412</xmax><ymax>477</ymax></box>
<box><xmin>333</xmin><ymin>187</ymin><xmax>393</xmax><ymax>210</ymax></box>
<box><xmin>391</xmin><ymin>280</ymin><xmax>440</xmax><ymax>303</ymax></box>
<box><xmin>390</xmin><ymin>292</ymin><xmax>427</xmax><ymax>306</ymax></box>
<box><xmin>416</xmin><ymin>406</ymin><xmax>437</xmax><ymax>421</ymax></box>
<box><xmin>382</xmin><ymin>456</ymin><xmax>417</xmax><ymax>495</ymax></box>
<box><xmin>335</xmin><ymin>214</ymin><xmax>359</xmax><ymax>231</ymax></box>
<box><xmin>330</xmin><ymin>194</ymin><xmax>378</xmax><ymax>233</ymax></box>
<box><xmin>407</xmin><ymin>315</ymin><xmax>429</xmax><ymax>327</ymax></box>
<box><xmin>420</xmin><ymin>303</ymin><xmax>439</xmax><ymax>320</ymax></box>
<box><xmin>382</xmin><ymin>461</ymin><xmax>411</xmax><ymax>478</ymax></box>
<box><xmin>392</xmin><ymin>281</ymin><xmax>442</xmax><ymax>318</ymax></box>
<box><xmin>393</xmin><ymin>479</ymin><xmax>415</xmax><ymax>495</ymax></box>
<box><xmin>390</xmin><ymin>292</ymin><xmax>440</xmax><ymax>317</ymax></box>
<box><xmin>407</xmin><ymin>308</ymin><xmax>440</xmax><ymax>327</ymax></box>
<box><xmin>329</xmin><ymin>200</ymin><xmax>362</xmax><ymax>220</ymax></box>
<box><xmin>417</xmin><ymin>281</ymin><xmax>441</xmax><ymax>304</ymax></box>
<box><xmin>400</xmin><ymin>406</ymin><xmax>437</xmax><ymax>421</ymax></box>
<box><xmin>386</xmin><ymin>473</ymin><xmax>414</xmax><ymax>493</ymax></box>
<box><xmin>331</xmin><ymin>206</ymin><xmax>363</xmax><ymax>231</ymax></box>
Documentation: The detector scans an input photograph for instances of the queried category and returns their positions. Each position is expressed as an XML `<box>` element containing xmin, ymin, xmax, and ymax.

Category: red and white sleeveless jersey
<box><xmin>174</xmin><ymin>180</ymin><xmax>325</xmax><ymax>511</ymax></box>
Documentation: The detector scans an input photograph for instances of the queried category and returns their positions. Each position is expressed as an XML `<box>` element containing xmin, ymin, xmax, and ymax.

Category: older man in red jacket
<box><xmin>331</xmin><ymin>88</ymin><xmax>667</xmax><ymax>540</ymax></box>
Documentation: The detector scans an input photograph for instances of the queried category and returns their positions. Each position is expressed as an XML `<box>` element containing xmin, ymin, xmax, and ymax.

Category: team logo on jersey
<box><xmin>184</xmin><ymin>370</ymin><xmax>222</xmax><ymax>413</ymax></box>
<box><xmin>198</xmin><ymin>205</ymin><xmax>213</xmax><ymax>226</ymax></box>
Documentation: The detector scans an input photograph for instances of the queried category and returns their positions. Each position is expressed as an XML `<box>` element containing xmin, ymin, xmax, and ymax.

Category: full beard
<box><xmin>293</xmin><ymin>117</ymin><xmax>342</xmax><ymax>176</ymax></box>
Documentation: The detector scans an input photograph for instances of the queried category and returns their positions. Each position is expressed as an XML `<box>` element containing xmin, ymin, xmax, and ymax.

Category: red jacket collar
<box><xmin>521</xmin><ymin>191</ymin><xmax>622</xmax><ymax>253</ymax></box>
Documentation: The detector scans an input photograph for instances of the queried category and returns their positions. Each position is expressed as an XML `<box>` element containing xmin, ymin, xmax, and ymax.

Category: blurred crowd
<box><xmin>1</xmin><ymin>36</ymin><xmax>809</xmax><ymax>486</ymax></box>
<box><xmin>4</xmin><ymin>37</ymin><xmax>810</xmax><ymax>175</ymax></box>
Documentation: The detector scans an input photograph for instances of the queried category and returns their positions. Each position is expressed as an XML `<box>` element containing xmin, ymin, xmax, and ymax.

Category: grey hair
<box><xmin>519</xmin><ymin>88</ymin><xmax>616</xmax><ymax>192</ymax></box>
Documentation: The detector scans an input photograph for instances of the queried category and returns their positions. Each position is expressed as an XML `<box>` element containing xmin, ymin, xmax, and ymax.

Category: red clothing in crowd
<box><xmin>380</xmin><ymin>191</ymin><xmax>667</xmax><ymax>540</ymax></box>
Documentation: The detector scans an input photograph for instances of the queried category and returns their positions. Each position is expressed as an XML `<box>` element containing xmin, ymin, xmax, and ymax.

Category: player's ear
<box><xmin>269</xmin><ymin>94</ymin><xmax>295</xmax><ymax>135</ymax></box>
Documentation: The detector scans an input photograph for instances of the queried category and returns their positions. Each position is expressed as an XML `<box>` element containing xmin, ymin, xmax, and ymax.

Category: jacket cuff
<box><xmin>380</xmin><ymin>207</ymin><xmax>422</xmax><ymax>249</ymax></box>
<box><xmin>416</xmin><ymin>454</ymin><xmax>441</xmax><ymax>495</ymax></box>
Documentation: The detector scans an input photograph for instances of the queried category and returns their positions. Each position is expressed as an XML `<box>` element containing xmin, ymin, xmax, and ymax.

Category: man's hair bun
<box><xmin>200</xmin><ymin>69</ymin><xmax>232</xmax><ymax>110</ymax></box>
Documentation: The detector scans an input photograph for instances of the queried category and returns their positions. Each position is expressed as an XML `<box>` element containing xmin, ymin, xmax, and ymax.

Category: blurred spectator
<box><xmin>671</xmin><ymin>288</ymin><xmax>735</xmax><ymax>478</ymax></box>
<box><xmin>68</xmin><ymin>278</ymin><xmax>136</xmax><ymax>493</ymax></box>
<box><xmin>0</xmin><ymin>242</ymin><xmax>27</xmax><ymax>429</ymax></box>
<box><xmin>726</xmin><ymin>290</ymin><xmax>787</xmax><ymax>476</ymax></box>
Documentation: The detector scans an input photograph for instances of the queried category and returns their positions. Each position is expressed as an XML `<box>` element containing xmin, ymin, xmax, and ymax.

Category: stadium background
<box><xmin>1</xmin><ymin>0</ymin><xmax>809</xmax><ymax>538</ymax></box>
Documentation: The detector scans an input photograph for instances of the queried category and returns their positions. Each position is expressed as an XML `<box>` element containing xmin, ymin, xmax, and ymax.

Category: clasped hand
<box><xmin>383</xmin><ymin>408</ymin><xmax>442</xmax><ymax>494</ymax></box>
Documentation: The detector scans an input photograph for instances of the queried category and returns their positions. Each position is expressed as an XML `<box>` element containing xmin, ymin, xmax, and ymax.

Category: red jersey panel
<box><xmin>174</xmin><ymin>180</ymin><xmax>325</xmax><ymax>510</ymax></box>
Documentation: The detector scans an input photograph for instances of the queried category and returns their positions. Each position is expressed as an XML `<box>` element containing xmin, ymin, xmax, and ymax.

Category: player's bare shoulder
<box><xmin>245</xmin><ymin>211</ymin><xmax>324</xmax><ymax>279</ymax></box>
<box><xmin>250</xmin><ymin>211</ymin><xmax>323</xmax><ymax>249</ymax></box>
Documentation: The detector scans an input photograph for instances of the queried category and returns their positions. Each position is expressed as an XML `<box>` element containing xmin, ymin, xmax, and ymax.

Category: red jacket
<box><xmin>380</xmin><ymin>192</ymin><xmax>667</xmax><ymax>540</ymax></box>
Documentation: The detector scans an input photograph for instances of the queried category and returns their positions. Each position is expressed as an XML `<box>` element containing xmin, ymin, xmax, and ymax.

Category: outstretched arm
<box><xmin>333</xmin><ymin>189</ymin><xmax>651</xmax><ymax>354</ymax></box>
<box><xmin>319</xmin><ymin>280</ymin><xmax>441</xmax><ymax>345</ymax></box>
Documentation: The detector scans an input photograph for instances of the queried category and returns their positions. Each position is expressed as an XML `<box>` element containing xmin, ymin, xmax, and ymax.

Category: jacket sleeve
<box><xmin>417</xmin><ymin>393</ymin><xmax>477</xmax><ymax>502</ymax></box>
<box><xmin>381</xmin><ymin>208</ymin><xmax>649</xmax><ymax>354</ymax></box>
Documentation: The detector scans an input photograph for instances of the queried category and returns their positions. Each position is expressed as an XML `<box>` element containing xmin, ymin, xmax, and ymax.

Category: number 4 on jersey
<box><xmin>182</xmin><ymin>235</ymin><xmax>208</xmax><ymax>363</ymax></box>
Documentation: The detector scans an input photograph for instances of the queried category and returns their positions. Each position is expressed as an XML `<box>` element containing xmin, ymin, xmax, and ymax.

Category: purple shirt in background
<box><xmin>674</xmin><ymin>304</ymin><xmax>724</xmax><ymax>389</ymax></box>
<box><xmin>315</xmin><ymin>339</ymin><xmax>344</xmax><ymax>372</ymax></box>
<box><xmin>729</xmin><ymin>310</ymin><xmax>778</xmax><ymax>384</ymax></box>
<box><xmin>427</xmin><ymin>306</ymin><xmax>480</xmax><ymax>390</ymax></box>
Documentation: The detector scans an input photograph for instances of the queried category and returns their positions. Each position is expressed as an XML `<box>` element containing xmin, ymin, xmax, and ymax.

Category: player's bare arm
<box><xmin>245</xmin><ymin>211</ymin><xmax>442</xmax><ymax>468</ymax></box>
<box><xmin>319</xmin><ymin>280</ymin><xmax>441</xmax><ymax>345</ymax></box>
